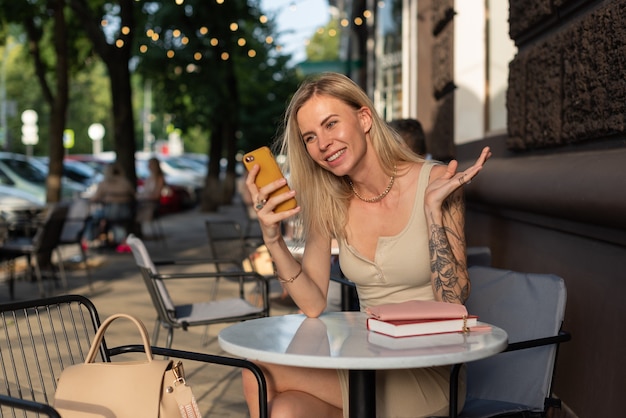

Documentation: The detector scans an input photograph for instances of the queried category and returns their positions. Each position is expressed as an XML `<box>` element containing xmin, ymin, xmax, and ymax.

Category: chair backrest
<box><xmin>205</xmin><ymin>220</ymin><xmax>245</xmax><ymax>258</ymax></box>
<box><xmin>59</xmin><ymin>198</ymin><xmax>91</xmax><ymax>243</ymax></box>
<box><xmin>126</xmin><ymin>234</ymin><xmax>176</xmax><ymax>315</ymax></box>
<box><xmin>34</xmin><ymin>203</ymin><xmax>70</xmax><ymax>253</ymax></box>
<box><xmin>464</xmin><ymin>266</ymin><xmax>567</xmax><ymax>411</ymax></box>
<box><xmin>205</xmin><ymin>220</ymin><xmax>252</xmax><ymax>271</ymax></box>
<box><xmin>0</xmin><ymin>294</ymin><xmax>106</xmax><ymax>415</ymax></box>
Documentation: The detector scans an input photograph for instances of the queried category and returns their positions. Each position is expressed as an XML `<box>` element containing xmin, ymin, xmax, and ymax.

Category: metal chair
<box><xmin>445</xmin><ymin>266</ymin><xmax>571</xmax><ymax>418</ymax></box>
<box><xmin>57</xmin><ymin>198</ymin><xmax>93</xmax><ymax>286</ymax></box>
<box><xmin>0</xmin><ymin>294</ymin><xmax>268</xmax><ymax>418</ymax></box>
<box><xmin>205</xmin><ymin>219</ymin><xmax>257</xmax><ymax>273</ymax></box>
<box><xmin>0</xmin><ymin>202</ymin><xmax>69</xmax><ymax>297</ymax></box>
<box><xmin>126</xmin><ymin>233</ymin><xmax>270</xmax><ymax>349</ymax></box>
<box><xmin>136</xmin><ymin>198</ymin><xmax>166</xmax><ymax>247</ymax></box>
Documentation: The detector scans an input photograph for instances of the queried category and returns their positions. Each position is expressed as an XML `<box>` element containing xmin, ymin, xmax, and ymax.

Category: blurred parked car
<box><xmin>35</xmin><ymin>157</ymin><xmax>104</xmax><ymax>198</ymax></box>
<box><xmin>0</xmin><ymin>152</ymin><xmax>84</xmax><ymax>202</ymax></box>
<box><xmin>65</xmin><ymin>152</ymin><xmax>115</xmax><ymax>174</ymax></box>
<box><xmin>0</xmin><ymin>184</ymin><xmax>46</xmax><ymax>239</ymax></box>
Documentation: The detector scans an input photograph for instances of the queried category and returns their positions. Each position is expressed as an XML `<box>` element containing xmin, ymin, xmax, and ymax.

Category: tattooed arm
<box><xmin>424</xmin><ymin>147</ymin><xmax>491</xmax><ymax>304</ymax></box>
<box><xmin>427</xmin><ymin>189</ymin><xmax>469</xmax><ymax>303</ymax></box>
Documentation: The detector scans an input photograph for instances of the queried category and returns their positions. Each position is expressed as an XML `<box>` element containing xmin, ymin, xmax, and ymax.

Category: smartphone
<box><xmin>243</xmin><ymin>146</ymin><xmax>297</xmax><ymax>213</ymax></box>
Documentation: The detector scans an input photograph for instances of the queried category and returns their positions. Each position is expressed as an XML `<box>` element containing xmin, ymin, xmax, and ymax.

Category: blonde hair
<box><xmin>274</xmin><ymin>72</ymin><xmax>424</xmax><ymax>242</ymax></box>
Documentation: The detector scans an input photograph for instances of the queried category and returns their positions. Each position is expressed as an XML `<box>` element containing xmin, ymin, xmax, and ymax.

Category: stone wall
<box><xmin>429</xmin><ymin>0</ymin><xmax>457</xmax><ymax>161</ymax></box>
<box><xmin>458</xmin><ymin>1</ymin><xmax>626</xmax><ymax>417</ymax></box>
<box><xmin>507</xmin><ymin>0</ymin><xmax>626</xmax><ymax>150</ymax></box>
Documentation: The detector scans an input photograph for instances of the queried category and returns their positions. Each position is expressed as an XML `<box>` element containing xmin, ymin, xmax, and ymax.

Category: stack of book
<box><xmin>366</xmin><ymin>300</ymin><xmax>486</xmax><ymax>338</ymax></box>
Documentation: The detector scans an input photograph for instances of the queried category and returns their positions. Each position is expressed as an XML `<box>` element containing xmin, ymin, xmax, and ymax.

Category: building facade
<box><xmin>339</xmin><ymin>0</ymin><xmax>626</xmax><ymax>416</ymax></box>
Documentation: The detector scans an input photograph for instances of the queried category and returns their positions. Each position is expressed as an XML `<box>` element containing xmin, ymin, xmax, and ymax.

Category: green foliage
<box><xmin>1</xmin><ymin>0</ymin><xmax>304</xmax><ymax>164</ymax></box>
<box><xmin>306</xmin><ymin>18</ymin><xmax>340</xmax><ymax>62</ymax></box>
<box><xmin>133</xmin><ymin>0</ymin><xmax>301</xmax><ymax>156</ymax></box>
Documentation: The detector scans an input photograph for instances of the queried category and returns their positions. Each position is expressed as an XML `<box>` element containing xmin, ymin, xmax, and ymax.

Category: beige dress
<box><xmin>337</xmin><ymin>162</ymin><xmax>466</xmax><ymax>418</ymax></box>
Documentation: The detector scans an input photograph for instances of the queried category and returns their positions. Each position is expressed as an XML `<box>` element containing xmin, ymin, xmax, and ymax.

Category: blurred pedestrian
<box><xmin>90</xmin><ymin>161</ymin><xmax>135</xmax><ymax>250</ymax></box>
<box><xmin>389</xmin><ymin>118</ymin><xmax>429</xmax><ymax>158</ymax></box>
<box><xmin>136</xmin><ymin>157</ymin><xmax>166</xmax><ymax>239</ymax></box>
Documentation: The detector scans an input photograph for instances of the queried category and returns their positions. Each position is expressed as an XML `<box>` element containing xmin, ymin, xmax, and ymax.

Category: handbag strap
<box><xmin>85</xmin><ymin>313</ymin><xmax>154</xmax><ymax>363</ymax></box>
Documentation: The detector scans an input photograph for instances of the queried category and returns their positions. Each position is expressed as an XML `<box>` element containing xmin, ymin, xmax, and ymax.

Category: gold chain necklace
<box><xmin>348</xmin><ymin>165</ymin><xmax>397</xmax><ymax>203</ymax></box>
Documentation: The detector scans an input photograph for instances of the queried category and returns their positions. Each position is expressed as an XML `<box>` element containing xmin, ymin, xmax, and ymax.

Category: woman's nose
<box><xmin>317</xmin><ymin>133</ymin><xmax>332</xmax><ymax>151</ymax></box>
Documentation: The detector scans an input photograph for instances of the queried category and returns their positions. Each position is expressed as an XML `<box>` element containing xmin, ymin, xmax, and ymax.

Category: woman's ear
<box><xmin>358</xmin><ymin>107</ymin><xmax>373</xmax><ymax>134</ymax></box>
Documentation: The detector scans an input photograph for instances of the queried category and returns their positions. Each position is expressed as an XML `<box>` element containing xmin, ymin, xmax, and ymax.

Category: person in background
<box><xmin>90</xmin><ymin>161</ymin><xmax>135</xmax><ymax>250</ymax></box>
<box><xmin>389</xmin><ymin>117</ymin><xmax>430</xmax><ymax>159</ymax></box>
<box><xmin>138</xmin><ymin>157</ymin><xmax>166</xmax><ymax>202</ymax></box>
<box><xmin>242</xmin><ymin>72</ymin><xmax>491</xmax><ymax>417</ymax></box>
<box><xmin>136</xmin><ymin>157</ymin><xmax>166</xmax><ymax>238</ymax></box>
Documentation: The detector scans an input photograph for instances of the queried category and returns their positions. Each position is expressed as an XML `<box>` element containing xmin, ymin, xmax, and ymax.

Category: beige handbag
<box><xmin>54</xmin><ymin>313</ymin><xmax>202</xmax><ymax>418</ymax></box>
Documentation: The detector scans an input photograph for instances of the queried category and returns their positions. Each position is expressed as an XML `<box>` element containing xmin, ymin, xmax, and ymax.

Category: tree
<box><xmin>0</xmin><ymin>0</ymin><xmax>70</xmax><ymax>202</ymax></box>
<box><xmin>135</xmin><ymin>0</ymin><xmax>300</xmax><ymax>210</ymax></box>
<box><xmin>305</xmin><ymin>18</ymin><xmax>340</xmax><ymax>62</ymax></box>
<box><xmin>69</xmin><ymin>0</ymin><xmax>138</xmax><ymax>187</ymax></box>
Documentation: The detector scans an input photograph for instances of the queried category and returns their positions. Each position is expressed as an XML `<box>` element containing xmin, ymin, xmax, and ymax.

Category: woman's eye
<box><xmin>326</xmin><ymin>121</ymin><xmax>336</xmax><ymax>129</ymax></box>
<box><xmin>303</xmin><ymin>135</ymin><xmax>316</xmax><ymax>144</ymax></box>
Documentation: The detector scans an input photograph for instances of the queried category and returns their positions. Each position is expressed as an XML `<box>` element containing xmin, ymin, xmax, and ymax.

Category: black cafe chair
<box><xmin>0</xmin><ymin>294</ymin><xmax>268</xmax><ymax>418</ymax></box>
<box><xmin>443</xmin><ymin>266</ymin><xmax>571</xmax><ymax>418</ymax></box>
<box><xmin>0</xmin><ymin>202</ymin><xmax>69</xmax><ymax>298</ymax></box>
<box><xmin>57</xmin><ymin>198</ymin><xmax>93</xmax><ymax>286</ymax></box>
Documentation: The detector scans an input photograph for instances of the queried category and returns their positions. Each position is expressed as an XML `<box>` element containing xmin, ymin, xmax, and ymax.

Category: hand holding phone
<box><xmin>243</xmin><ymin>146</ymin><xmax>297</xmax><ymax>213</ymax></box>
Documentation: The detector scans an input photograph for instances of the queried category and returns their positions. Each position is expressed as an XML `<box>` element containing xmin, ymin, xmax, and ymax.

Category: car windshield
<box><xmin>2</xmin><ymin>159</ymin><xmax>47</xmax><ymax>183</ymax></box>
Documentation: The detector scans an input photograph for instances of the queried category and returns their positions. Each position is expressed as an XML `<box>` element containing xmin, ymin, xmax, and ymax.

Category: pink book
<box><xmin>366</xmin><ymin>300</ymin><xmax>469</xmax><ymax>321</ymax></box>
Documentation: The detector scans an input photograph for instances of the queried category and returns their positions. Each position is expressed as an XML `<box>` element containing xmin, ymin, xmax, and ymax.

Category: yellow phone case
<box><xmin>243</xmin><ymin>146</ymin><xmax>297</xmax><ymax>213</ymax></box>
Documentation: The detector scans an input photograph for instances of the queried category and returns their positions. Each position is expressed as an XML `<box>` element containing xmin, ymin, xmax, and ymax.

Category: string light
<box><xmin>137</xmin><ymin>2</ymin><xmax>341</xmax><ymax>63</ymax></box>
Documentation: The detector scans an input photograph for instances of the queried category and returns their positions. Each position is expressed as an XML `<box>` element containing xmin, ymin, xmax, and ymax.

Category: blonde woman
<box><xmin>243</xmin><ymin>72</ymin><xmax>491</xmax><ymax>418</ymax></box>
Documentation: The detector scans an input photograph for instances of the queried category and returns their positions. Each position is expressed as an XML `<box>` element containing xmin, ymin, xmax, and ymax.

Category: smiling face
<box><xmin>296</xmin><ymin>94</ymin><xmax>373</xmax><ymax>177</ymax></box>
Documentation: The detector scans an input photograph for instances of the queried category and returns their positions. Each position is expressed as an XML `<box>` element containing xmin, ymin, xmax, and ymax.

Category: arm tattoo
<box><xmin>428</xmin><ymin>194</ymin><xmax>469</xmax><ymax>303</ymax></box>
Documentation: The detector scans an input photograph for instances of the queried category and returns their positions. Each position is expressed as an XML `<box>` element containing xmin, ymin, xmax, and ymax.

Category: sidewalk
<box><xmin>0</xmin><ymin>202</ymin><xmax>302</xmax><ymax>417</ymax></box>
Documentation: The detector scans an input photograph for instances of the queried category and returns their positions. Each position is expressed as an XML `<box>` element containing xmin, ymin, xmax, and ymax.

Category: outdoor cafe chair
<box><xmin>441</xmin><ymin>266</ymin><xmax>571</xmax><ymax>418</ymax></box>
<box><xmin>204</xmin><ymin>219</ymin><xmax>276</xmax><ymax>301</ymax></box>
<box><xmin>136</xmin><ymin>198</ymin><xmax>167</xmax><ymax>247</ymax></box>
<box><xmin>126</xmin><ymin>233</ymin><xmax>270</xmax><ymax>349</ymax></box>
<box><xmin>204</xmin><ymin>219</ymin><xmax>259</xmax><ymax>273</ymax></box>
<box><xmin>0</xmin><ymin>202</ymin><xmax>69</xmax><ymax>298</ymax></box>
<box><xmin>57</xmin><ymin>198</ymin><xmax>93</xmax><ymax>286</ymax></box>
<box><xmin>0</xmin><ymin>293</ymin><xmax>268</xmax><ymax>418</ymax></box>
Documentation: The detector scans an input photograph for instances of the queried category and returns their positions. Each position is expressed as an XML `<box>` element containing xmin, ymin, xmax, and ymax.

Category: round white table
<box><xmin>219</xmin><ymin>311</ymin><xmax>508</xmax><ymax>418</ymax></box>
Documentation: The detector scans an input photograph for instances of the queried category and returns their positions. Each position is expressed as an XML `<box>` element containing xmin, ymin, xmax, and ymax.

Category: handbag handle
<box><xmin>85</xmin><ymin>313</ymin><xmax>154</xmax><ymax>364</ymax></box>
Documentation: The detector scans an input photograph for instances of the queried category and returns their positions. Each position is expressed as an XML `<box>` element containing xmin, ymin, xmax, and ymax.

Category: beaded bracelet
<box><xmin>277</xmin><ymin>265</ymin><xmax>303</xmax><ymax>284</ymax></box>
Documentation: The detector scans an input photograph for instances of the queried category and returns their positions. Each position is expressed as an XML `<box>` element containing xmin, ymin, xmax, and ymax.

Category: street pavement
<box><xmin>0</xmin><ymin>201</ymin><xmax>310</xmax><ymax>417</ymax></box>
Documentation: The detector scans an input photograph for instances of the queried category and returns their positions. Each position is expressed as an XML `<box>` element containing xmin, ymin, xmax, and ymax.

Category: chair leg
<box><xmin>155</xmin><ymin>219</ymin><xmax>166</xmax><ymax>247</ymax></box>
<box><xmin>32</xmin><ymin>257</ymin><xmax>45</xmax><ymax>297</ymax></box>
<box><xmin>5</xmin><ymin>259</ymin><xmax>15</xmax><ymax>300</ymax></box>
<box><xmin>54</xmin><ymin>248</ymin><xmax>69</xmax><ymax>291</ymax></box>
<box><xmin>152</xmin><ymin>318</ymin><xmax>161</xmax><ymax>344</ymax></box>
<box><xmin>78</xmin><ymin>243</ymin><xmax>93</xmax><ymax>289</ymax></box>
<box><xmin>166</xmin><ymin>328</ymin><xmax>174</xmax><ymax>349</ymax></box>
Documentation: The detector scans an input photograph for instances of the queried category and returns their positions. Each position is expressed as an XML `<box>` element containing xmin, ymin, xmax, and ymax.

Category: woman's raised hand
<box><xmin>425</xmin><ymin>146</ymin><xmax>492</xmax><ymax>208</ymax></box>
